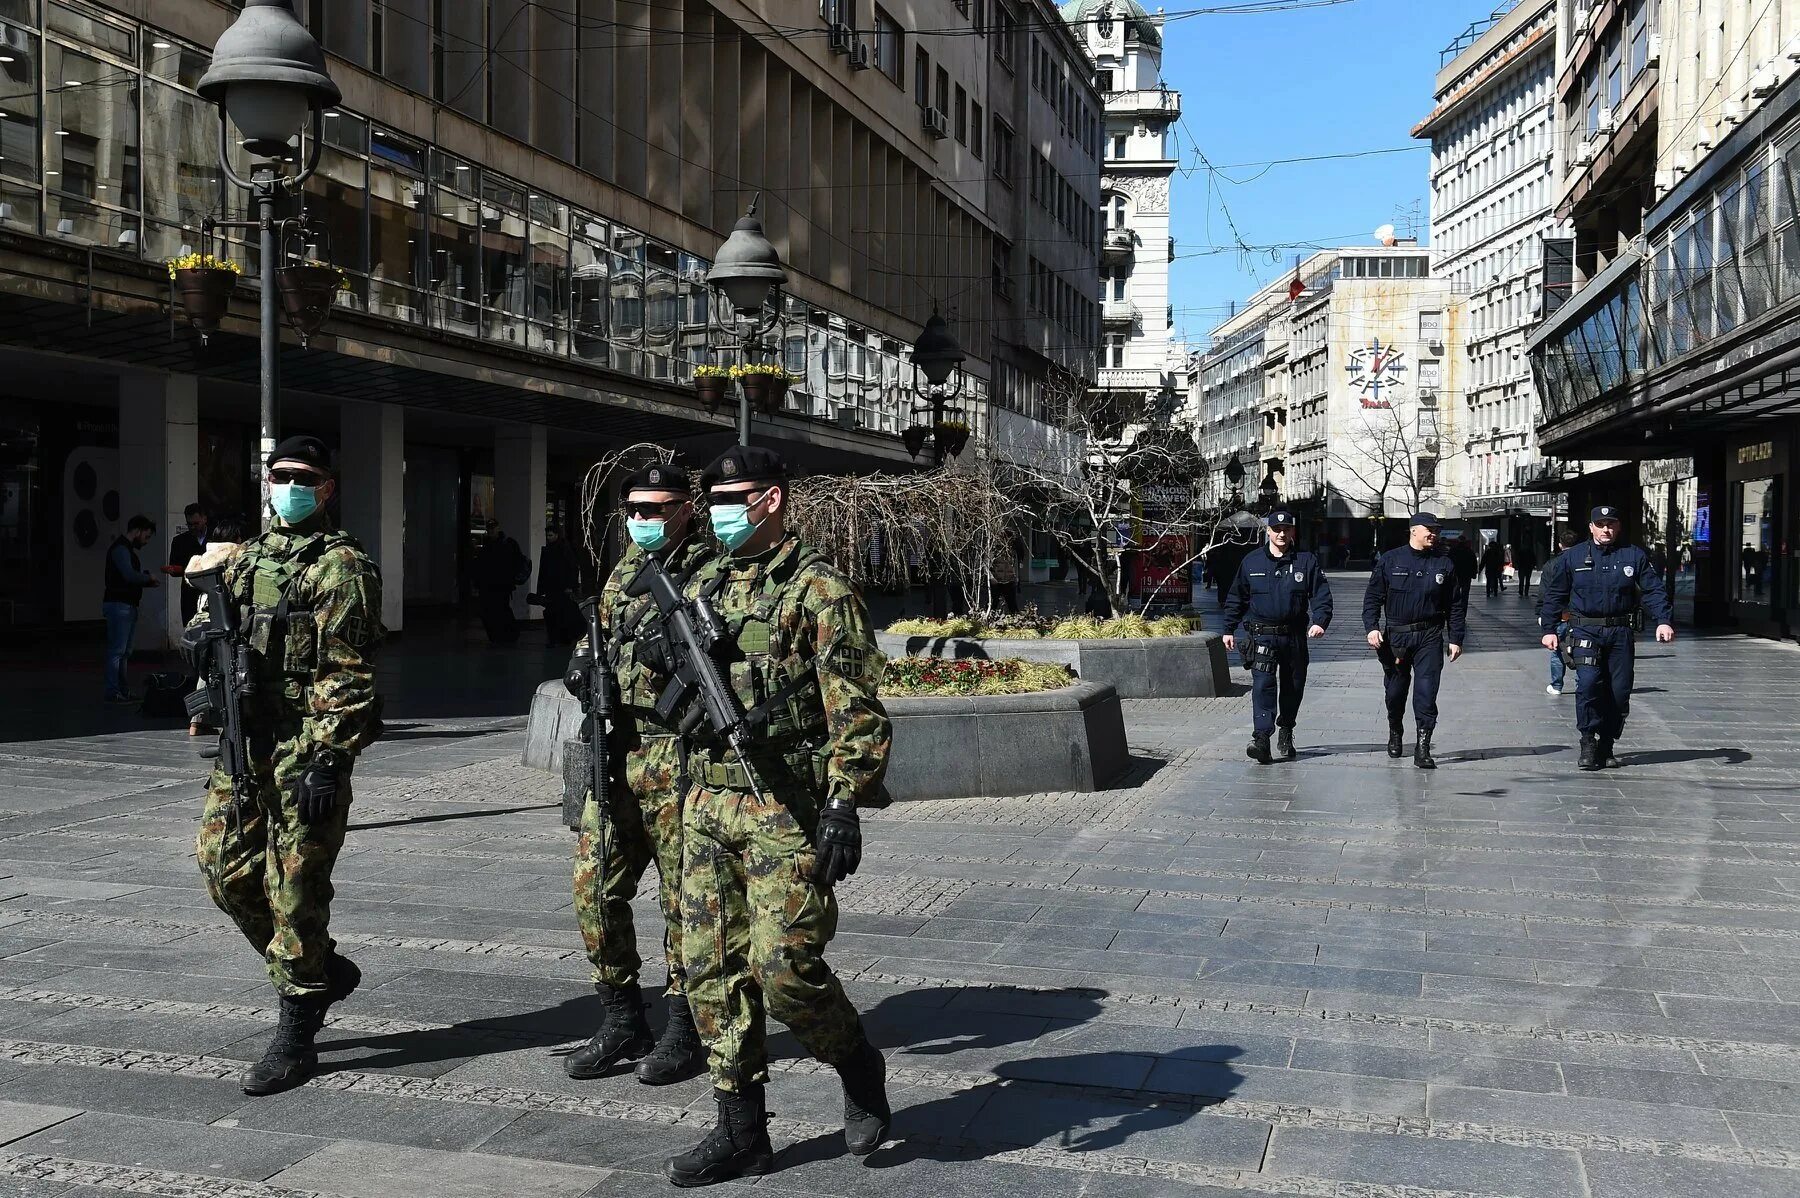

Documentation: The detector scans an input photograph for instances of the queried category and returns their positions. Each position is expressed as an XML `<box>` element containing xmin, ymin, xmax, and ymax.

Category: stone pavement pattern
<box><xmin>0</xmin><ymin>579</ymin><xmax>1799</xmax><ymax>1197</ymax></box>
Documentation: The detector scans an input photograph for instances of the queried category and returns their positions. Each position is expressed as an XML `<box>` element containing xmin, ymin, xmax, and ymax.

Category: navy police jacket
<box><xmin>1361</xmin><ymin>545</ymin><xmax>1470</xmax><ymax>645</ymax></box>
<box><xmin>1538</xmin><ymin>540</ymin><xmax>1673</xmax><ymax>629</ymax></box>
<box><xmin>1221</xmin><ymin>546</ymin><xmax>1333</xmax><ymax>636</ymax></box>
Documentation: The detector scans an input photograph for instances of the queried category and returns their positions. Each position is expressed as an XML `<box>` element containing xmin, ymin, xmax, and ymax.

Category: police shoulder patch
<box><xmin>1435</xmin><ymin>572</ymin><xmax>1445</xmax><ymax>584</ymax></box>
<box><xmin>1623</xmin><ymin>565</ymin><xmax>1635</xmax><ymax>577</ymax></box>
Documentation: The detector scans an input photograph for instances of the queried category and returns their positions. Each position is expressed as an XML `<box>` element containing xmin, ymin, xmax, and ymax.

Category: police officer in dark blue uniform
<box><xmin>1221</xmin><ymin>509</ymin><xmax>1333</xmax><ymax>764</ymax></box>
<box><xmin>1361</xmin><ymin>512</ymin><xmax>1470</xmax><ymax>770</ymax></box>
<box><xmin>1539</xmin><ymin>505</ymin><xmax>1675</xmax><ymax>770</ymax></box>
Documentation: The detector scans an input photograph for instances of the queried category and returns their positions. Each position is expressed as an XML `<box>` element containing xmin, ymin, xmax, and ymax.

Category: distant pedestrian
<box><xmin>166</xmin><ymin>503</ymin><xmax>209</xmax><ymax>625</ymax></box>
<box><xmin>1480</xmin><ymin>539</ymin><xmax>1505</xmax><ymax>597</ymax></box>
<box><xmin>1540</xmin><ymin>505</ymin><xmax>1675</xmax><ymax>770</ymax></box>
<box><xmin>1362</xmin><ymin>513</ymin><xmax>1469</xmax><ymax>770</ymax></box>
<box><xmin>532</xmin><ymin>524</ymin><xmax>583</xmax><ymax>645</ymax></box>
<box><xmin>1541</xmin><ymin>528</ymin><xmax>1579</xmax><ymax>695</ymax></box>
<box><xmin>475</xmin><ymin>518</ymin><xmax>530</xmax><ymax>644</ymax></box>
<box><xmin>990</xmin><ymin>537</ymin><xmax>1020</xmax><ymax>613</ymax></box>
<box><xmin>1221</xmin><ymin>510</ymin><xmax>1332</xmax><ymax>764</ymax></box>
<box><xmin>103</xmin><ymin>514</ymin><xmax>160</xmax><ymax>703</ymax></box>
<box><xmin>1447</xmin><ymin>535</ymin><xmax>1477</xmax><ymax>590</ymax></box>
<box><xmin>1513</xmin><ymin>539</ymin><xmax>1538</xmax><ymax>601</ymax></box>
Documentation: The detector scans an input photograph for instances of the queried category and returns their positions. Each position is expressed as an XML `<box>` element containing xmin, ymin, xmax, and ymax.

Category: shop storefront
<box><xmin>1724</xmin><ymin>432</ymin><xmax>1794</xmax><ymax>639</ymax></box>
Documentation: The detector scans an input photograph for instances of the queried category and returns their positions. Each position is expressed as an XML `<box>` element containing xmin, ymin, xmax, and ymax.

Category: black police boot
<box><xmin>325</xmin><ymin>953</ymin><xmax>361</xmax><ymax>1005</ymax></box>
<box><xmin>1246</xmin><ymin>732</ymin><xmax>1273</xmax><ymax>764</ymax></box>
<box><xmin>565</xmin><ymin>981</ymin><xmax>655</xmax><ymax>1079</ymax></box>
<box><xmin>635</xmin><ymin>993</ymin><xmax>706</xmax><ymax>1086</ymax></box>
<box><xmin>665</xmin><ymin>1084</ymin><xmax>774</xmax><ymax>1187</ymax></box>
<box><xmin>1598</xmin><ymin>738</ymin><xmax>1622</xmax><ymax>769</ymax></box>
<box><xmin>242</xmin><ymin>993</ymin><xmax>328</xmax><ymax>1096</ymax></box>
<box><xmin>1578</xmin><ymin>733</ymin><xmax>1600</xmax><ymax>771</ymax></box>
<box><xmin>837</xmin><ymin>1038</ymin><xmax>892</xmax><ymax>1156</ymax></box>
<box><xmin>1276</xmin><ymin>728</ymin><xmax>1296</xmax><ymax>760</ymax></box>
<box><xmin>1413</xmin><ymin>731</ymin><xmax>1437</xmax><ymax>771</ymax></box>
<box><xmin>1386</xmin><ymin>722</ymin><xmax>1404</xmax><ymax>758</ymax></box>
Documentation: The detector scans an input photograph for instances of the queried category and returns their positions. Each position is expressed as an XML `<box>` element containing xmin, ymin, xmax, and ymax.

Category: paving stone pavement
<box><xmin>2</xmin><ymin>576</ymin><xmax>1800</xmax><ymax>1197</ymax></box>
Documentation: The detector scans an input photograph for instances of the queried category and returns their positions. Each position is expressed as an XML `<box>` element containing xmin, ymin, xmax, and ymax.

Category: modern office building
<box><xmin>0</xmin><ymin>0</ymin><xmax>1100</xmax><ymax>643</ymax></box>
<box><xmin>1528</xmin><ymin>0</ymin><xmax>1800</xmax><ymax>636</ymax></box>
<box><xmin>1413</xmin><ymin>0</ymin><xmax>1562</xmax><ymax>558</ymax></box>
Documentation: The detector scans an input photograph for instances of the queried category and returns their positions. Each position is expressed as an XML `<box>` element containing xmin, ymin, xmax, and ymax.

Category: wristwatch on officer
<box><xmin>310</xmin><ymin>746</ymin><xmax>349</xmax><ymax>776</ymax></box>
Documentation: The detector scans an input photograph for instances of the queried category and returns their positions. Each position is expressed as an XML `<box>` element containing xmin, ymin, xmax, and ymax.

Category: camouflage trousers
<box><xmin>196</xmin><ymin>750</ymin><xmax>350</xmax><ymax>997</ymax></box>
<box><xmin>573</xmin><ymin>734</ymin><xmax>687</xmax><ymax>994</ymax></box>
<box><xmin>680</xmin><ymin>766</ymin><xmax>863</xmax><ymax>1091</ymax></box>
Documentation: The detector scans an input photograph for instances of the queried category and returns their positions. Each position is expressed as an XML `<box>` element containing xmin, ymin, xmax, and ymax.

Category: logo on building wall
<box><xmin>1345</xmin><ymin>338</ymin><xmax>1407</xmax><ymax>409</ymax></box>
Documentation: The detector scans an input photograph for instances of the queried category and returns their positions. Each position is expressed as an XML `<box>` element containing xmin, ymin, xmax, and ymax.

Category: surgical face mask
<box><xmin>627</xmin><ymin>517</ymin><xmax>669</xmax><ymax>551</ymax></box>
<box><xmin>270</xmin><ymin>482</ymin><xmax>320</xmax><ymax>524</ymax></box>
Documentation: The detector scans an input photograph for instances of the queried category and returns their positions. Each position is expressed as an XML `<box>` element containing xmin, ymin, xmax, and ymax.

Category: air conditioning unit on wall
<box><xmin>827</xmin><ymin>22</ymin><xmax>854</xmax><ymax>52</ymax></box>
<box><xmin>849</xmin><ymin>41</ymin><xmax>872</xmax><ymax>70</ymax></box>
<box><xmin>922</xmin><ymin>107</ymin><xmax>949</xmax><ymax>139</ymax></box>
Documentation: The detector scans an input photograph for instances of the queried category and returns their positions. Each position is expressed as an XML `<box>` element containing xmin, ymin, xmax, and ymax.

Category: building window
<box><xmin>1095</xmin><ymin>69</ymin><xmax>1113</xmax><ymax>93</ymax></box>
<box><xmin>1111</xmin><ymin>134</ymin><xmax>1127</xmax><ymax>160</ymax></box>
<box><xmin>971</xmin><ymin>101</ymin><xmax>984</xmax><ymax>159</ymax></box>
<box><xmin>954</xmin><ymin>84</ymin><xmax>967</xmax><ymax>144</ymax></box>
<box><xmin>874</xmin><ymin>8</ymin><xmax>904</xmax><ymax>85</ymax></box>
<box><xmin>1105</xmin><ymin>334</ymin><xmax>1125</xmax><ymax>367</ymax></box>
<box><xmin>914</xmin><ymin>46</ymin><xmax>930</xmax><ymax>109</ymax></box>
<box><xmin>994</xmin><ymin>2</ymin><xmax>1015</xmax><ymax>70</ymax></box>
<box><xmin>936</xmin><ymin>66</ymin><xmax>949</xmax><ymax>117</ymax></box>
<box><xmin>992</xmin><ymin>118</ymin><xmax>1014</xmax><ymax>185</ymax></box>
<box><xmin>1419</xmin><ymin>310</ymin><xmax>1441</xmax><ymax>339</ymax></box>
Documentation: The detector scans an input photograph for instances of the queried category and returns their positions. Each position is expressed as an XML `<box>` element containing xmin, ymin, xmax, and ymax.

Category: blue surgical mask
<box><xmin>709</xmin><ymin>504</ymin><xmax>756</xmax><ymax>552</ymax></box>
<box><xmin>270</xmin><ymin>482</ymin><xmax>320</xmax><ymax>524</ymax></box>
<box><xmin>627</xmin><ymin>517</ymin><xmax>669</xmax><ymax>551</ymax></box>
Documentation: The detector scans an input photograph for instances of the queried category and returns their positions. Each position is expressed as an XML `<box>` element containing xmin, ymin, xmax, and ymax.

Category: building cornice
<box><xmin>1412</xmin><ymin>24</ymin><xmax>1553</xmax><ymax>141</ymax></box>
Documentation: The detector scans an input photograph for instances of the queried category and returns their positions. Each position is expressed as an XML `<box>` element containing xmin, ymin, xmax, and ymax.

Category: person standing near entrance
<box><xmin>1480</xmin><ymin>538</ymin><xmax>1505</xmax><ymax>597</ymax></box>
<box><xmin>1539</xmin><ymin>505</ymin><xmax>1674</xmax><ymax>770</ymax></box>
<box><xmin>562</xmin><ymin>463</ymin><xmax>712</xmax><ymax>1087</ymax></box>
<box><xmin>1362</xmin><ymin>513</ymin><xmax>1469</xmax><ymax>770</ymax></box>
<box><xmin>103</xmin><ymin>514</ymin><xmax>160</xmax><ymax>703</ymax></box>
<box><xmin>1513</xmin><ymin>538</ymin><xmax>1538</xmax><ymax>602</ymax></box>
<box><xmin>191</xmin><ymin>435</ymin><xmax>383</xmax><ymax>1095</ymax></box>
<box><xmin>475</xmin><ymin>518</ymin><xmax>529</xmax><ymax>644</ymax></box>
<box><xmin>1220</xmin><ymin>510</ymin><xmax>1332</xmax><ymax>764</ymax></box>
<box><xmin>166</xmin><ymin>504</ymin><xmax>210</xmax><ymax>625</ymax></box>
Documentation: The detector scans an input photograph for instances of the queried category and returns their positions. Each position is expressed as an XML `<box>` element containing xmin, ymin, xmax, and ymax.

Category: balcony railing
<box><xmin>1101</xmin><ymin>299</ymin><xmax>1140</xmax><ymax>327</ymax></box>
<box><xmin>1102</xmin><ymin>227</ymin><xmax>1137</xmax><ymax>263</ymax></box>
<box><xmin>1097</xmin><ymin>367</ymin><xmax>1163</xmax><ymax>390</ymax></box>
<box><xmin>1104</xmin><ymin>89</ymin><xmax>1181</xmax><ymax>120</ymax></box>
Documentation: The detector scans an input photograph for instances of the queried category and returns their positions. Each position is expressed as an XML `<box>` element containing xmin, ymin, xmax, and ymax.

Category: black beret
<box><xmin>701</xmin><ymin>445</ymin><xmax>789</xmax><ymax>490</ymax></box>
<box><xmin>619</xmin><ymin>463</ymin><xmax>690</xmax><ymax>497</ymax></box>
<box><xmin>266</xmin><ymin>434</ymin><xmax>333</xmax><ymax>473</ymax></box>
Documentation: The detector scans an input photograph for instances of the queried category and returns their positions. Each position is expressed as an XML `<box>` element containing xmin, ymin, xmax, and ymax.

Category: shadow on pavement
<box><xmin>316</xmin><ymin>995</ymin><xmax>595</xmax><ymax>1074</ymax></box>
<box><xmin>378</xmin><ymin>723</ymin><xmax>515</xmax><ymax>742</ymax></box>
<box><xmin>1441</xmin><ymin>744</ymin><xmax>1570</xmax><ymax>763</ymax></box>
<box><xmin>346</xmin><ymin>802</ymin><xmax>557</xmax><ymax>832</ymax></box>
<box><xmin>1625</xmin><ymin>747</ymin><xmax>1753</xmax><ymax>766</ymax></box>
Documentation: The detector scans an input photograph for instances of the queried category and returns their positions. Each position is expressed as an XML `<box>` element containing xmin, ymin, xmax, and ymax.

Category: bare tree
<box><xmin>1326</xmin><ymin>401</ymin><xmax>1441</xmax><ymax>521</ymax></box>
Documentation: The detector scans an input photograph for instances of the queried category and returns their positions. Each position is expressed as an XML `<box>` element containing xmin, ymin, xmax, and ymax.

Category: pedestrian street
<box><xmin>0</xmin><ymin>580</ymin><xmax>1798</xmax><ymax>1197</ymax></box>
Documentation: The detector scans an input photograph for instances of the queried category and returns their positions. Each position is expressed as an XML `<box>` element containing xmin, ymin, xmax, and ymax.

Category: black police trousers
<box><xmin>1377</xmin><ymin>628</ymin><xmax>1444</xmax><ymax>731</ymax></box>
<box><xmin>1568</xmin><ymin>624</ymin><xmax>1634</xmax><ymax>740</ymax></box>
<box><xmin>1248</xmin><ymin>634</ymin><xmax>1308</xmax><ymax>736</ymax></box>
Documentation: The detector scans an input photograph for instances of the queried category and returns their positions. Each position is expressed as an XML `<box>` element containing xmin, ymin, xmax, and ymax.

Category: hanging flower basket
<box><xmin>737</xmin><ymin>370</ymin><xmax>773</xmax><ymax>409</ymax></box>
<box><xmin>760</xmin><ymin>373</ymin><xmax>790</xmax><ymax>415</ymax></box>
<box><xmin>167</xmin><ymin>254</ymin><xmax>243</xmax><ymax>343</ymax></box>
<box><xmin>276</xmin><ymin>263</ymin><xmax>345</xmax><ymax>346</ymax></box>
<box><xmin>936</xmin><ymin>421</ymin><xmax>971</xmax><ymax>459</ymax></box>
<box><xmin>902</xmin><ymin>425</ymin><xmax>932</xmax><ymax>459</ymax></box>
<box><xmin>694</xmin><ymin>367</ymin><xmax>730</xmax><ymax>413</ymax></box>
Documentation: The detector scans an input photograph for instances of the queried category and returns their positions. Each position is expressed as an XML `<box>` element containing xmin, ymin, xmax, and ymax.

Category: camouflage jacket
<box><xmin>590</xmin><ymin>534</ymin><xmax>716</xmax><ymax>722</ymax></box>
<box><xmin>189</xmin><ymin>515</ymin><xmax>384</xmax><ymax>758</ymax></box>
<box><xmin>685</xmin><ymin>533</ymin><xmax>890</xmax><ymax>807</ymax></box>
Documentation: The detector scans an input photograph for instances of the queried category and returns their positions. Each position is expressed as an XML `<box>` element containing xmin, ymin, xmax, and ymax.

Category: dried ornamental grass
<box><xmin>880</xmin><ymin>657</ymin><xmax>1074</xmax><ymax>697</ymax></box>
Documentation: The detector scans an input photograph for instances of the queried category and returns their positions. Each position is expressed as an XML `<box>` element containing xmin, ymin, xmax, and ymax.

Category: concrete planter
<box><xmin>874</xmin><ymin>631</ymin><xmax>1229</xmax><ymax>698</ymax></box>
<box><xmin>521</xmin><ymin>678</ymin><xmax>1129</xmax><ymax>802</ymax></box>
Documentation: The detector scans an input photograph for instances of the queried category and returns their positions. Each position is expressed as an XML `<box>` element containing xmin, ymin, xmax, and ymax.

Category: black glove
<box><xmin>811</xmin><ymin>800</ymin><xmax>862</xmax><ymax>887</ymax></box>
<box><xmin>295</xmin><ymin>763</ymin><xmax>341</xmax><ymax>824</ymax></box>
<box><xmin>563</xmin><ymin>647</ymin><xmax>595</xmax><ymax>698</ymax></box>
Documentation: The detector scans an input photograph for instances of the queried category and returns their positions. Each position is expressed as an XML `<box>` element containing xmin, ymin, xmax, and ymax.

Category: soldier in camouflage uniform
<box><xmin>189</xmin><ymin>435</ymin><xmax>383</xmax><ymax>1097</ymax></box>
<box><xmin>562</xmin><ymin>462</ymin><xmax>712</xmax><ymax>1084</ymax></box>
<box><xmin>664</xmin><ymin>445</ymin><xmax>894</xmax><ymax>1188</ymax></box>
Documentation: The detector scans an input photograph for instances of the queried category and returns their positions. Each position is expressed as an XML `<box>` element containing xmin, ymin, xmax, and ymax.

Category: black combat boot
<box><xmin>1246</xmin><ymin>732</ymin><xmax>1273</xmax><ymax>764</ymax></box>
<box><xmin>836</xmin><ymin>1038</ymin><xmax>892</xmax><ymax>1156</ymax></box>
<box><xmin>565</xmin><ymin>981</ymin><xmax>655</xmax><ymax>1079</ymax></box>
<box><xmin>635</xmin><ymin>993</ymin><xmax>706</xmax><ymax>1086</ymax></box>
<box><xmin>1597</xmin><ymin>737</ymin><xmax>1621</xmax><ymax>769</ymax></box>
<box><xmin>1276</xmin><ymin>728</ymin><xmax>1295</xmax><ymax>760</ymax></box>
<box><xmin>1413</xmin><ymin>731</ymin><xmax>1437</xmax><ymax>770</ymax></box>
<box><xmin>1386</xmin><ymin>722</ymin><xmax>1405</xmax><ymax>758</ymax></box>
<box><xmin>1578</xmin><ymin>733</ymin><xmax>1599</xmax><ymax>771</ymax></box>
<box><xmin>242</xmin><ymin>993</ymin><xmax>328</xmax><ymax>1096</ymax></box>
<box><xmin>325</xmin><ymin>953</ymin><xmax>361</xmax><ymax>1004</ymax></box>
<box><xmin>665</xmin><ymin>1084</ymin><xmax>774</xmax><ymax>1187</ymax></box>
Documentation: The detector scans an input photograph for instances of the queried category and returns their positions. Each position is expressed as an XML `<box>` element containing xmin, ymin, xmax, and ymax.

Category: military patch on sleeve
<box><xmin>821</xmin><ymin>641</ymin><xmax>874</xmax><ymax>680</ymax></box>
<box><xmin>336</xmin><ymin>613</ymin><xmax>381</xmax><ymax>650</ymax></box>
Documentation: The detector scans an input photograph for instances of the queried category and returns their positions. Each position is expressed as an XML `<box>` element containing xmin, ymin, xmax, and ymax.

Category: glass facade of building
<box><xmin>0</xmin><ymin>0</ymin><xmax>988</xmax><ymax>439</ymax></box>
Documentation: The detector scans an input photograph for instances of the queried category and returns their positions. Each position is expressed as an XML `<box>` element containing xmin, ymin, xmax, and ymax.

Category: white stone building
<box><xmin>1413</xmin><ymin>0</ymin><xmax>1562</xmax><ymax>546</ymax></box>
<box><xmin>1063</xmin><ymin>0</ymin><xmax>1180</xmax><ymax>417</ymax></box>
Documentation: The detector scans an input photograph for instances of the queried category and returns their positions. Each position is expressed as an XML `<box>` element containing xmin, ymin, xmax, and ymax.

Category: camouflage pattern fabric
<box><xmin>571</xmin><ymin>536</ymin><xmax>715</xmax><ymax>994</ymax></box>
<box><xmin>677</xmin><ymin>532</ymin><xmax>892</xmax><ymax>1090</ymax></box>
<box><xmin>191</xmin><ymin>513</ymin><xmax>383</xmax><ymax>997</ymax></box>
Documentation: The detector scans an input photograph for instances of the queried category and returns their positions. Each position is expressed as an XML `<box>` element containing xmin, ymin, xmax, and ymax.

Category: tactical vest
<box><xmin>230</xmin><ymin>529</ymin><xmax>360</xmax><ymax>702</ymax></box>
<box><xmin>608</xmin><ymin>540</ymin><xmax>711</xmax><ymax>717</ymax></box>
<box><xmin>700</xmin><ymin>541</ymin><xmax>832</xmax><ymax>747</ymax></box>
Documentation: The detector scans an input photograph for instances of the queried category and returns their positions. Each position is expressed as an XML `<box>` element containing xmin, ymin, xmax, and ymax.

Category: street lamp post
<box><xmin>1258</xmin><ymin>468</ymin><xmax>1281</xmax><ymax>511</ymax></box>
<box><xmin>1224</xmin><ymin>451</ymin><xmax>1245</xmax><ymax>506</ymax></box>
<box><xmin>197</xmin><ymin>0</ymin><xmax>338</xmax><ymax>526</ymax></box>
<box><xmin>906</xmin><ymin>311</ymin><xmax>966</xmax><ymax>465</ymax></box>
<box><xmin>706</xmin><ymin>199</ymin><xmax>788</xmax><ymax>446</ymax></box>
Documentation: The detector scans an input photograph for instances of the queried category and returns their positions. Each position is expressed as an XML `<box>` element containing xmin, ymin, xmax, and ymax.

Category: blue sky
<box><xmin>1160</xmin><ymin>0</ymin><xmax>1508</xmax><ymax>347</ymax></box>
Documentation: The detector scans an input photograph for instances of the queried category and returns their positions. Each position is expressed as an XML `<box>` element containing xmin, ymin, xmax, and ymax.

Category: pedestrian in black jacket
<box><xmin>1361</xmin><ymin>513</ymin><xmax>1470</xmax><ymax>769</ymax></box>
<box><xmin>1220</xmin><ymin>510</ymin><xmax>1333</xmax><ymax>763</ymax></box>
<box><xmin>475</xmin><ymin>519</ymin><xmax>529</xmax><ymax>644</ymax></box>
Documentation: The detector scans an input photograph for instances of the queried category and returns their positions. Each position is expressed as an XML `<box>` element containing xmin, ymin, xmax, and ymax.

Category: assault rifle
<box><xmin>624</xmin><ymin>556</ymin><xmax>765</xmax><ymax>800</ymax></box>
<box><xmin>185</xmin><ymin>567</ymin><xmax>255</xmax><ymax>806</ymax></box>
<box><xmin>564</xmin><ymin>599</ymin><xmax>616</xmax><ymax>929</ymax></box>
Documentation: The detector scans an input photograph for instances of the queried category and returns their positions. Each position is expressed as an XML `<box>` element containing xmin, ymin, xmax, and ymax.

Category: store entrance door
<box><xmin>1730</xmin><ymin>471</ymin><xmax>1787</xmax><ymax>638</ymax></box>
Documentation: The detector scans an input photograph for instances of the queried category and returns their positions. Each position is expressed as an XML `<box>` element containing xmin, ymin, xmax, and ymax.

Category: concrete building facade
<box><xmin>0</xmin><ymin>0</ymin><xmax>1099</xmax><ymax>645</ymax></box>
<box><xmin>1414</xmin><ymin>0</ymin><xmax>1562</xmax><ymax>555</ymax></box>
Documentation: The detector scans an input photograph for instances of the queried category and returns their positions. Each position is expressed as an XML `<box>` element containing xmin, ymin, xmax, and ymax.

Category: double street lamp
<box><xmin>904</xmin><ymin>312</ymin><xmax>968</xmax><ymax>465</ymax></box>
<box><xmin>197</xmin><ymin>0</ymin><xmax>339</xmax><ymax>523</ymax></box>
<box><xmin>706</xmin><ymin>199</ymin><xmax>788</xmax><ymax>446</ymax></box>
